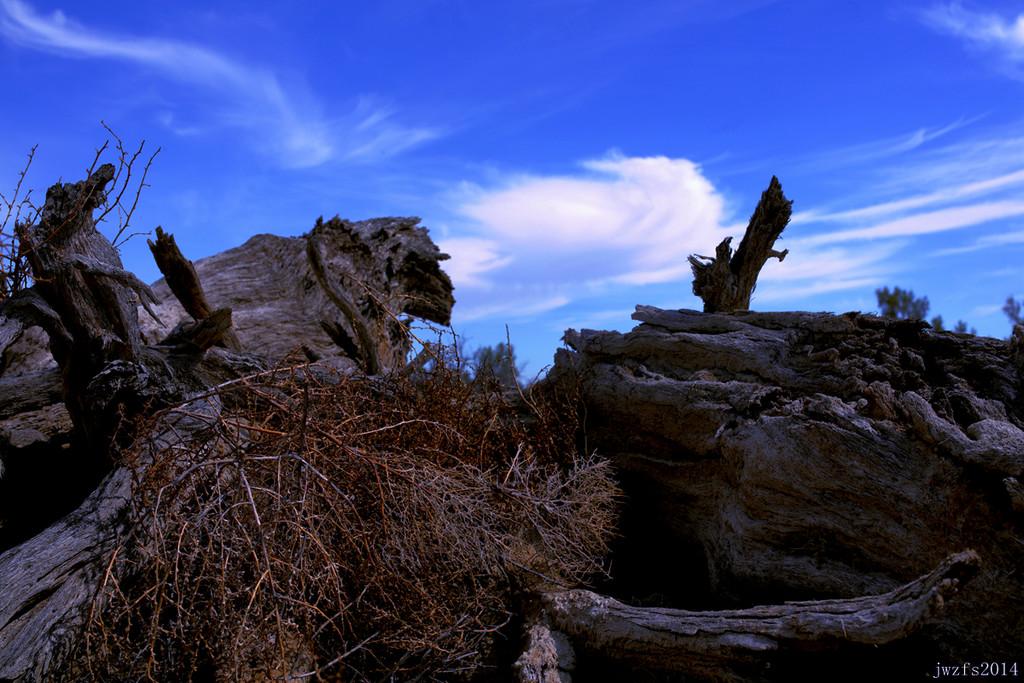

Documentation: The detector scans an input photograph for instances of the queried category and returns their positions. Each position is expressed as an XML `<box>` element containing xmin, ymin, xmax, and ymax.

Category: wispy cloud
<box><xmin>456</xmin><ymin>154</ymin><xmax>730</xmax><ymax>284</ymax></box>
<box><xmin>793</xmin><ymin>168</ymin><xmax>1024</xmax><ymax>224</ymax></box>
<box><xmin>801</xmin><ymin>200</ymin><xmax>1024</xmax><ymax>245</ymax></box>
<box><xmin>458</xmin><ymin>295</ymin><xmax>571</xmax><ymax>323</ymax></box>
<box><xmin>922</xmin><ymin>2</ymin><xmax>1024</xmax><ymax>73</ymax></box>
<box><xmin>751</xmin><ymin>240</ymin><xmax>907</xmax><ymax>305</ymax></box>
<box><xmin>969</xmin><ymin>302</ymin><xmax>1009</xmax><ymax>317</ymax></box>
<box><xmin>442</xmin><ymin>154</ymin><xmax>904</xmax><ymax>322</ymax></box>
<box><xmin>438</xmin><ymin>154</ymin><xmax>729</xmax><ymax>322</ymax></box>
<box><xmin>932</xmin><ymin>227</ymin><xmax>1024</xmax><ymax>256</ymax></box>
<box><xmin>809</xmin><ymin>118</ymin><xmax>980</xmax><ymax>169</ymax></box>
<box><xmin>436</xmin><ymin>237</ymin><xmax>513</xmax><ymax>290</ymax></box>
<box><xmin>0</xmin><ymin>0</ymin><xmax>438</xmax><ymax>167</ymax></box>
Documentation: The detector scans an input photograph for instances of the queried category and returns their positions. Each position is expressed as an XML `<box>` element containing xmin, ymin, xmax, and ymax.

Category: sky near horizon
<box><xmin>1</xmin><ymin>0</ymin><xmax>1022</xmax><ymax>373</ymax></box>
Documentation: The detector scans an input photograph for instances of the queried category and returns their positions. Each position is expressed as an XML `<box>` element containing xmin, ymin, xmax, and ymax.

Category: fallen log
<box><xmin>535</xmin><ymin>550</ymin><xmax>979</xmax><ymax>682</ymax></box>
<box><xmin>140</xmin><ymin>215</ymin><xmax>455</xmax><ymax>371</ymax></box>
<box><xmin>549</xmin><ymin>304</ymin><xmax>1023</xmax><ymax>667</ymax></box>
<box><xmin>0</xmin><ymin>163</ymin><xmax>457</xmax><ymax>680</ymax></box>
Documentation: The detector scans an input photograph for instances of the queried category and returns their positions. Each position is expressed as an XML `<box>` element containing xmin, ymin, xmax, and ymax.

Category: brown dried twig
<box><xmin>71</xmin><ymin>355</ymin><xmax>619</xmax><ymax>682</ymax></box>
<box><xmin>1</xmin><ymin>127</ymin><xmax>159</xmax><ymax>303</ymax></box>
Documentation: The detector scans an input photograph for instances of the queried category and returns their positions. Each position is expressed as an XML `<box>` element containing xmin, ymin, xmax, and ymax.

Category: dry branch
<box><xmin>688</xmin><ymin>176</ymin><xmax>792</xmax><ymax>312</ymax></box>
<box><xmin>538</xmin><ymin>551</ymin><xmax>979</xmax><ymax>681</ymax></box>
<box><xmin>147</xmin><ymin>226</ymin><xmax>241</xmax><ymax>350</ymax></box>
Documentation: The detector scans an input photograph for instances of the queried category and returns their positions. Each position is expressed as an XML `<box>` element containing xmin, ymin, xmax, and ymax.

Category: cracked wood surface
<box><xmin>552</xmin><ymin>305</ymin><xmax>1024</xmax><ymax>666</ymax></box>
<box><xmin>541</xmin><ymin>551</ymin><xmax>979</xmax><ymax>682</ymax></box>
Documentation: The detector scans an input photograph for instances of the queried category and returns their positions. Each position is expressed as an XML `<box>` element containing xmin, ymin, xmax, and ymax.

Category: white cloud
<box><xmin>340</xmin><ymin>97</ymin><xmax>442</xmax><ymax>162</ymax></box>
<box><xmin>969</xmin><ymin>302</ymin><xmax>1008</xmax><ymax>317</ymax></box>
<box><xmin>437</xmin><ymin>237</ymin><xmax>513</xmax><ymax>289</ymax></box>
<box><xmin>443</xmin><ymin>153</ymin><xmax>909</xmax><ymax>321</ymax></box>
<box><xmin>438</xmin><ymin>154</ymin><xmax>732</xmax><ymax>322</ymax></box>
<box><xmin>923</xmin><ymin>2</ymin><xmax>1024</xmax><ymax>67</ymax></box>
<box><xmin>458</xmin><ymin>295</ymin><xmax>570</xmax><ymax>323</ymax></box>
<box><xmin>456</xmin><ymin>154</ymin><xmax>730</xmax><ymax>283</ymax></box>
<box><xmin>932</xmin><ymin>227</ymin><xmax>1024</xmax><ymax>256</ymax></box>
<box><xmin>751</xmin><ymin>276</ymin><xmax>883</xmax><ymax>304</ymax></box>
<box><xmin>758</xmin><ymin>242</ymin><xmax>905</xmax><ymax>283</ymax></box>
<box><xmin>0</xmin><ymin>0</ymin><xmax>437</xmax><ymax>167</ymax></box>
<box><xmin>793</xmin><ymin>168</ymin><xmax>1024</xmax><ymax>224</ymax></box>
<box><xmin>807</xmin><ymin>119</ymin><xmax>980</xmax><ymax>170</ymax></box>
<box><xmin>749</xmin><ymin>240</ymin><xmax>906</xmax><ymax>304</ymax></box>
<box><xmin>801</xmin><ymin>200</ymin><xmax>1024</xmax><ymax>246</ymax></box>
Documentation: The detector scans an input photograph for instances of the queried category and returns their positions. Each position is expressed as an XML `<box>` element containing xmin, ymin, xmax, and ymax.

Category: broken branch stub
<box><xmin>147</xmin><ymin>226</ymin><xmax>241</xmax><ymax>350</ymax></box>
<box><xmin>688</xmin><ymin>176</ymin><xmax>792</xmax><ymax>312</ymax></box>
<box><xmin>12</xmin><ymin>164</ymin><xmax>157</xmax><ymax>450</ymax></box>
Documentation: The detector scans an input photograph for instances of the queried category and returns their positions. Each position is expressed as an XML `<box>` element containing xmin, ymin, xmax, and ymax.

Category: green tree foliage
<box><xmin>875</xmin><ymin>286</ymin><xmax>973</xmax><ymax>334</ymax></box>
<box><xmin>471</xmin><ymin>342</ymin><xmax>524</xmax><ymax>389</ymax></box>
<box><xmin>876</xmin><ymin>286</ymin><xmax>930</xmax><ymax>320</ymax></box>
<box><xmin>952</xmin><ymin>320</ymin><xmax>976</xmax><ymax>335</ymax></box>
<box><xmin>1005</xmin><ymin>296</ymin><xmax>1022</xmax><ymax>326</ymax></box>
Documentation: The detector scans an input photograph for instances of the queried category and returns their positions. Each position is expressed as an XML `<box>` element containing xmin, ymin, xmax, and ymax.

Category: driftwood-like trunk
<box><xmin>688</xmin><ymin>177</ymin><xmax>791</xmax><ymax>313</ymax></box>
<box><xmin>546</xmin><ymin>305</ymin><xmax>1023</xmax><ymax>677</ymax></box>
<box><xmin>534</xmin><ymin>550</ymin><xmax>978</xmax><ymax>682</ymax></box>
<box><xmin>11</xmin><ymin>164</ymin><xmax>164</xmax><ymax>452</ymax></box>
<box><xmin>140</xmin><ymin>215</ymin><xmax>455</xmax><ymax>372</ymax></box>
<box><xmin>0</xmin><ymin>167</ymin><xmax>456</xmax><ymax>681</ymax></box>
<box><xmin>147</xmin><ymin>226</ymin><xmax>241</xmax><ymax>351</ymax></box>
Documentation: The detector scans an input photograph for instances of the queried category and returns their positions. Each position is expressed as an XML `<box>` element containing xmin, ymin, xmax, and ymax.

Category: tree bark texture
<box><xmin>688</xmin><ymin>176</ymin><xmax>791</xmax><ymax>313</ymax></box>
<box><xmin>0</xmin><ymin>167</ymin><xmax>456</xmax><ymax>681</ymax></box>
<box><xmin>537</xmin><ymin>550</ymin><xmax>979</xmax><ymax>682</ymax></box>
<box><xmin>548</xmin><ymin>305</ymin><xmax>1023</xmax><ymax>672</ymax></box>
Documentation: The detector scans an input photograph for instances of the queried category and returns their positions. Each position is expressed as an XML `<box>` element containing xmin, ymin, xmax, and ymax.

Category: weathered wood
<box><xmin>0</xmin><ymin>166</ymin><xmax>257</xmax><ymax>680</ymax></box>
<box><xmin>0</xmin><ymin>171</ymin><xmax>457</xmax><ymax>681</ymax></box>
<box><xmin>140</xmin><ymin>216</ymin><xmax>454</xmax><ymax>372</ymax></box>
<box><xmin>158</xmin><ymin>307</ymin><xmax>234</xmax><ymax>352</ymax></box>
<box><xmin>550</xmin><ymin>305</ymin><xmax>1024</xmax><ymax>667</ymax></box>
<box><xmin>541</xmin><ymin>551</ymin><xmax>979</xmax><ymax>682</ymax></box>
<box><xmin>515</xmin><ymin>612</ymin><xmax>575</xmax><ymax>683</ymax></box>
<box><xmin>11</xmin><ymin>164</ymin><xmax>157</xmax><ymax>451</ymax></box>
<box><xmin>147</xmin><ymin>226</ymin><xmax>241</xmax><ymax>350</ymax></box>
<box><xmin>0</xmin><ymin>368</ymin><xmax>61</xmax><ymax>420</ymax></box>
<box><xmin>688</xmin><ymin>177</ymin><xmax>791</xmax><ymax>313</ymax></box>
<box><xmin>0</xmin><ymin>396</ymin><xmax>221</xmax><ymax>681</ymax></box>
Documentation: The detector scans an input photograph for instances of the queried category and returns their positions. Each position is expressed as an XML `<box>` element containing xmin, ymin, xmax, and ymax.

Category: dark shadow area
<box><xmin>0</xmin><ymin>434</ymin><xmax>107</xmax><ymax>552</ymax></box>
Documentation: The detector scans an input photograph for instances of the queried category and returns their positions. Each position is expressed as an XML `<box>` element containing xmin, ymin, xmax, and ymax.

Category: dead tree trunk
<box><xmin>687</xmin><ymin>176</ymin><xmax>791</xmax><ymax>313</ymax></box>
<box><xmin>0</xmin><ymin>167</ymin><xmax>456</xmax><ymax>681</ymax></box>
<box><xmin>11</xmin><ymin>163</ymin><xmax>165</xmax><ymax>453</ymax></box>
<box><xmin>147</xmin><ymin>226</ymin><xmax>241</xmax><ymax>351</ymax></box>
<box><xmin>547</xmin><ymin>304</ymin><xmax>1023</xmax><ymax>675</ymax></box>
<box><xmin>0</xmin><ymin>166</ymin><xmax>258</xmax><ymax>680</ymax></box>
<box><xmin>524</xmin><ymin>550</ymin><xmax>978</xmax><ymax>682</ymax></box>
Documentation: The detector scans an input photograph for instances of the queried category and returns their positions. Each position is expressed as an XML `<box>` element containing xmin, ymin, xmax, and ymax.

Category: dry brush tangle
<box><xmin>68</xmin><ymin>364</ymin><xmax>617</xmax><ymax>682</ymax></box>
<box><xmin>3</xmin><ymin>163</ymin><xmax>610</xmax><ymax>682</ymax></box>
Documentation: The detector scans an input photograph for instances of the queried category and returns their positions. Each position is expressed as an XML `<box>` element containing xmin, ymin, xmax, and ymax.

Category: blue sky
<box><xmin>2</xmin><ymin>0</ymin><xmax>1022</xmax><ymax>374</ymax></box>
